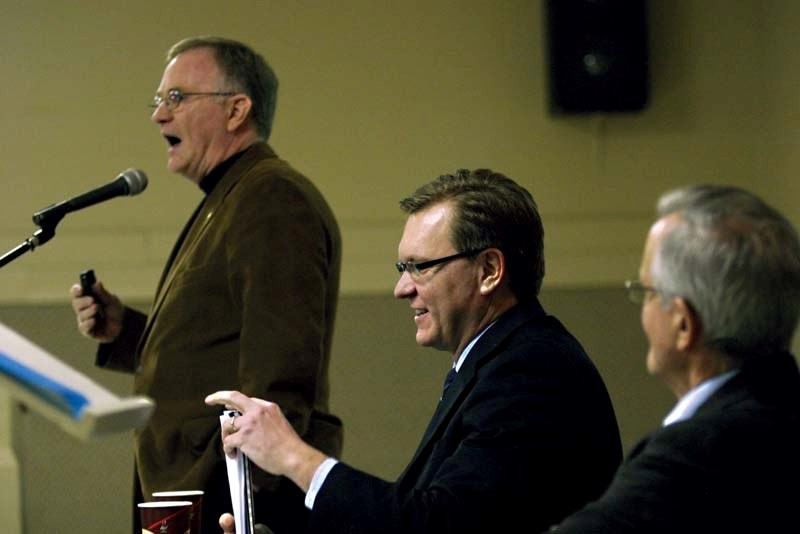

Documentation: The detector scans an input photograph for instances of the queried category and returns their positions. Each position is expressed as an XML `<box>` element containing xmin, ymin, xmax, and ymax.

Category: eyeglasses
<box><xmin>396</xmin><ymin>249</ymin><xmax>484</xmax><ymax>278</ymax></box>
<box><xmin>149</xmin><ymin>89</ymin><xmax>236</xmax><ymax>111</ymax></box>
<box><xmin>624</xmin><ymin>279</ymin><xmax>660</xmax><ymax>304</ymax></box>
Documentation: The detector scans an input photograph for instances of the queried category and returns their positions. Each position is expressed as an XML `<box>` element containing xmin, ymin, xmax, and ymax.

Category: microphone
<box><xmin>32</xmin><ymin>168</ymin><xmax>148</xmax><ymax>227</ymax></box>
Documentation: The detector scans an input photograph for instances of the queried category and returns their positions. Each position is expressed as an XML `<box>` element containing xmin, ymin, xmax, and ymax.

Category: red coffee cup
<box><xmin>152</xmin><ymin>490</ymin><xmax>204</xmax><ymax>534</ymax></box>
<box><xmin>138</xmin><ymin>500</ymin><xmax>192</xmax><ymax>533</ymax></box>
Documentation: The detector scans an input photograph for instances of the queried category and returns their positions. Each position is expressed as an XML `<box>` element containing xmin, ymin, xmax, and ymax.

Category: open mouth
<box><xmin>165</xmin><ymin>135</ymin><xmax>181</xmax><ymax>147</ymax></box>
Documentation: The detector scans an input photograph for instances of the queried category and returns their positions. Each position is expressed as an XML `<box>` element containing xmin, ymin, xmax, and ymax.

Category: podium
<box><xmin>0</xmin><ymin>320</ymin><xmax>154</xmax><ymax>533</ymax></box>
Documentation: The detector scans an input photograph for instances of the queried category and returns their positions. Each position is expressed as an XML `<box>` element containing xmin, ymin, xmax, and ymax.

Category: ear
<box><xmin>672</xmin><ymin>297</ymin><xmax>701</xmax><ymax>351</ymax></box>
<box><xmin>226</xmin><ymin>94</ymin><xmax>253</xmax><ymax>132</ymax></box>
<box><xmin>478</xmin><ymin>248</ymin><xmax>505</xmax><ymax>295</ymax></box>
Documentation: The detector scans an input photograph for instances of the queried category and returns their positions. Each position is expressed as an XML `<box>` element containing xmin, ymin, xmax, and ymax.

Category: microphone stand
<box><xmin>0</xmin><ymin>221</ymin><xmax>59</xmax><ymax>269</ymax></box>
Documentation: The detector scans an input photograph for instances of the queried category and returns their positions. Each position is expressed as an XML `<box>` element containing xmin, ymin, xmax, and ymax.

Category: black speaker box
<box><xmin>546</xmin><ymin>0</ymin><xmax>649</xmax><ymax>114</ymax></box>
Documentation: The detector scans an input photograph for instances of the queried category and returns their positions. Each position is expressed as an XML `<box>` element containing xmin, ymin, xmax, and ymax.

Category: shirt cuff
<box><xmin>304</xmin><ymin>457</ymin><xmax>339</xmax><ymax>509</ymax></box>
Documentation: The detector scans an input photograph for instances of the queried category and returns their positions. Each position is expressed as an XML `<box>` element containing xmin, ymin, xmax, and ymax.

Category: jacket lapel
<box><xmin>398</xmin><ymin>300</ymin><xmax>546</xmax><ymax>484</ymax></box>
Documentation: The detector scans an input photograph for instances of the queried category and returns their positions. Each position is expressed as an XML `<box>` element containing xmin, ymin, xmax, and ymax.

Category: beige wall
<box><xmin>1</xmin><ymin>1</ymin><xmax>797</xmax><ymax>302</ymax></box>
<box><xmin>1</xmin><ymin>1</ymin><xmax>800</xmax><ymax>532</ymax></box>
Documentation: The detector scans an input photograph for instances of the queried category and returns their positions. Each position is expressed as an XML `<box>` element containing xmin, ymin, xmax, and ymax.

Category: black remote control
<box><xmin>79</xmin><ymin>269</ymin><xmax>96</xmax><ymax>299</ymax></box>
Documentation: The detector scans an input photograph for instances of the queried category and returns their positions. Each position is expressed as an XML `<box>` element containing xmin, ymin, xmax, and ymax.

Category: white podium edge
<box><xmin>0</xmin><ymin>320</ymin><xmax>154</xmax><ymax>533</ymax></box>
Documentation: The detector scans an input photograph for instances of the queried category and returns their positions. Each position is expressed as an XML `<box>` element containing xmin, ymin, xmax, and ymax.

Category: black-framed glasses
<box><xmin>396</xmin><ymin>249</ymin><xmax>484</xmax><ymax>278</ymax></box>
<box><xmin>624</xmin><ymin>279</ymin><xmax>660</xmax><ymax>304</ymax></box>
<box><xmin>149</xmin><ymin>88</ymin><xmax>236</xmax><ymax>111</ymax></box>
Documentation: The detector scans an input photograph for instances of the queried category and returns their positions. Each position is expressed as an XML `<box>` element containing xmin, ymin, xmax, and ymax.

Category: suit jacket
<box><xmin>310</xmin><ymin>300</ymin><xmax>622</xmax><ymax>534</ymax></box>
<box><xmin>551</xmin><ymin>351</ymin><xmax>800</xmax><ymax>534</ymax></box>
<box><xmin>96</xmin><ymin>143</ymin><xmax>343</xmax><ymax>524</ymax></box>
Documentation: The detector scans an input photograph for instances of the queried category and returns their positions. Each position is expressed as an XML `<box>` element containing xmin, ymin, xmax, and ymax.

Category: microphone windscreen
<box><xmin>120</xmin><ymin>168</ymin><xmax>148</xmax><ymax>195</ymax></box>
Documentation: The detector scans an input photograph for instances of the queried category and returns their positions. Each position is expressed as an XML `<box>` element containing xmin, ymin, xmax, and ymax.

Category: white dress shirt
<box><xmin>662</xmin><ymin>369</ymin><xmax>739</xmax><ymax>427</ymax></box>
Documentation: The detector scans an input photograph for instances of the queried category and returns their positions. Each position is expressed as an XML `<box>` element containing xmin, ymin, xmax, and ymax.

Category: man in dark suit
<box><xmin>208</xmin><ymin>168</ymin><xmax>622</xmax><ymax>533</ymax></box>
<box><xmin>550</xmin><ymin>184</ymin><xmax>800</xmax><ymax>533</ymax></box>
<box><xmin>70</xmin><ymin>37</ymin><xmax>342</xmax><ymax>534</ymax></box>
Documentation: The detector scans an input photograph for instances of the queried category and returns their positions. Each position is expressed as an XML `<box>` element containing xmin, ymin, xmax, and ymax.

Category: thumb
<box><xmin>219</xmin><ymin>512</ymin><xmax>236</xmax><ymax>533</ymax></box>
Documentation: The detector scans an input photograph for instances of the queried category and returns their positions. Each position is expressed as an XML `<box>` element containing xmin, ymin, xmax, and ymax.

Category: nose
<box><xmin>151</xmin><ymin>101</ymin><xmax>170</xmax><ymax>124</ymax></box>
<box><xmin>393</xmin><ymin>270</ymin><xmax>415</xmax><ymax>299</ymax></box>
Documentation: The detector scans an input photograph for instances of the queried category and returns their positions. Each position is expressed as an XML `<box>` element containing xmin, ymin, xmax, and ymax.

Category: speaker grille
<box><xmin>546</xmin><ymin>0</ymin><xmax>649</xmax><ymax>114</ymax></box>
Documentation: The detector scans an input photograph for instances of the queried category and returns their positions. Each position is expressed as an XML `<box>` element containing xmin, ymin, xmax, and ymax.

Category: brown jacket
<box><xmin>97</xmin><ymin>143</ymin><xmax>342</xmax><ymax>502</ymax></box>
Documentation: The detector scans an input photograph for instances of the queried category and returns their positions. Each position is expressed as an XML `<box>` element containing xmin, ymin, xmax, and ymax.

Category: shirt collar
<box><xmin>663</xmin><ymin>369</ymin><xmax>739</xmax><ymax>426</ymax></box>
<box><xmin>453</xmin><ymin>321</ymin><xmax>497</xmax><ymax>372</ymax></box>
<box><xmin>198</xmin><ymin>149</ymin><xmax>246</xmax><ymax>195</ymax></box>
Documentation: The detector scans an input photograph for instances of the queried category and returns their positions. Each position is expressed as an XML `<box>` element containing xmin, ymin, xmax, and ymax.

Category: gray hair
<box><xmin>167</xmin><ymin>36</ymin><xmax>278</xmax><ymax>140</ymax></box>
<box><xmin>399</xmin><ymin>169</ymin><xmax>545</xmax><ymax>300</ymax></box>
<box><xmin>652</xmin><ymin>184</ymin><xmax>800</xmax><ymax>359</ymax></box>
